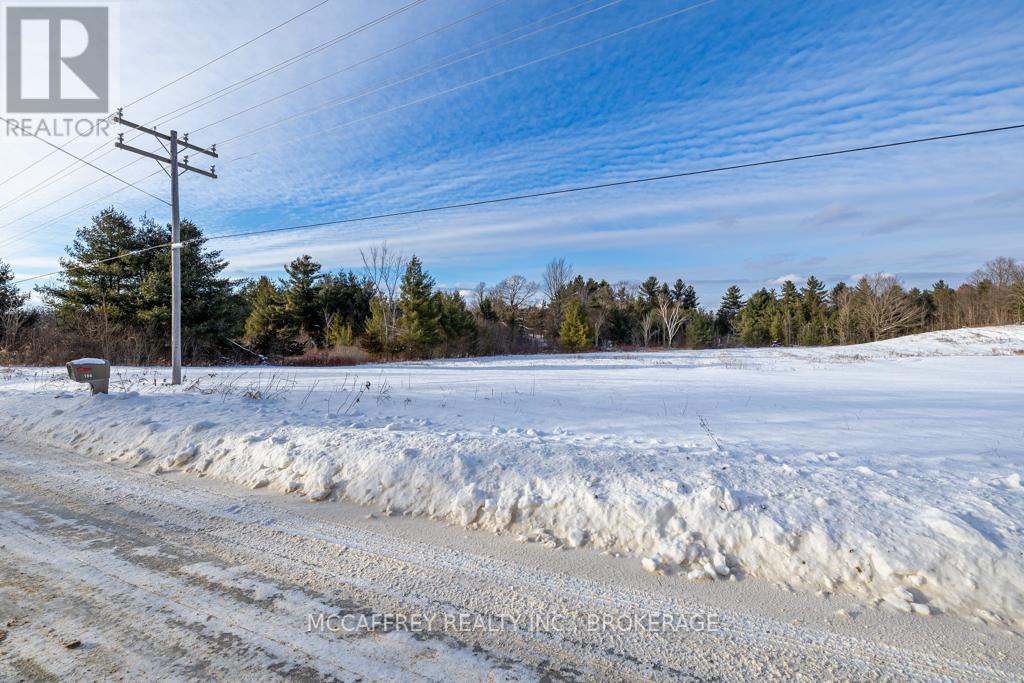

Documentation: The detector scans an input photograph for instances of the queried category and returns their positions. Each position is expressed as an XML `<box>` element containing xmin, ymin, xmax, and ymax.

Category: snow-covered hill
<box><xmin>2</xmin><ymin>325</ymin><xmax>1022</xmax><ymax>628</ymax></box>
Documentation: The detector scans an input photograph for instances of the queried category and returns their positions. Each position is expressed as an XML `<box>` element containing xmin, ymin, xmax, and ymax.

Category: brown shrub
<box><xmin>279</xmin><ymin>346</ymin><xmax>372</xmax><ymax>367</ymax></box>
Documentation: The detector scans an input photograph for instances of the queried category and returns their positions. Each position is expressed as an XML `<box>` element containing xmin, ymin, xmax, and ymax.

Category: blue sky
<box><xmin>2</xmin><ymin>0</ymin><xmax>1022</xmax><ymax>305</ymax></box>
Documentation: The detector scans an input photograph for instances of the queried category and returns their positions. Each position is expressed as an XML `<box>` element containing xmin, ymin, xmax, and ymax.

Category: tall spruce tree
<box><xmin>281</xmin><ymin>255</ymin><xmax>324</xmax><ymax>346</ymax></box>
<box><xmin>398</xmin><ymin>255</ymin><xmax>441</xmax><ymax>356</ymax></box>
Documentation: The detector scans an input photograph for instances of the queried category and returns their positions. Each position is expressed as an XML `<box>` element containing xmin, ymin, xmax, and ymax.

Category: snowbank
<box><xmin>2</xmin><ymin>325</ymin><xmax>1023</xmax><ymax>628</ymax></box>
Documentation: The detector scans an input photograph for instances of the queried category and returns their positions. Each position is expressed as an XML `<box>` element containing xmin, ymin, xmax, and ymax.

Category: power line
<box><xmin>0</xmin><ymin>170</ymin><xmax>163</xmax><ymax>252</ymax></box>
<box><xmin>0</xmin><ymin>117</ymin><xmax>170</xmax><ymax>206</ymax></box>
<box><xmin>122</xmin><ymin>0</ymin><xmax>332</xmax><ymax>109</ymax></box>
<box><xmin>0</xmin><ymin>0</ymin><xmax>560</xmax><ymax>235</ymax></box>
<box><xmin>0</xmin><ymin>0</ymin><xmax>430</xmax><ymax>230</ymax></box>
<box><xmin>0</xmin><ymin>157</ymin><xmax>146</xmax><ymax>247</ymax></box>
<box><xmin>14</xmin><ymin>123</ymin><xmax>1022</xmax><ymax>285</ymax></box>
<box><xmin>217</xmin><ymin>0</ymin><xmax>643</xmax><ymax>147</ymax></box>
<box><xmin>216</xmin><ymin>0</ymin><xmax>718</xmax><ymax>166</ymax></box>
<box><xmin>146</xmin><ymin>0</ymin><xmax>430</xmax><ymax>130</ymax></box>
<box><xmin>0</xmin><ymin>0</ymin><xmax>332</xmax><ymax>193</ymax></box>
<box><xmin>188</xmin><ymin>0</ymin><xmax>520</xmax><ymax>135</ymax></box>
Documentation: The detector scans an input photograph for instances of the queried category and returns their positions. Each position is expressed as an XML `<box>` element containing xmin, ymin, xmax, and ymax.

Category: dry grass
<box><xmin>280</xmin><ymin>346</ymin><xmax>372</xmax><ymax>367</ymax></box>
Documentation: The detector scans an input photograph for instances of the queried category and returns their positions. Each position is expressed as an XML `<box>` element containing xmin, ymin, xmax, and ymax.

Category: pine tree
<box><xmin>640</xmin><ymin>276</ymin><xmax>660</xmax><ymax>309</ymax></box>
<box><xmin>798</xmin><ymin>276</ymin><xmax>828</xmax><ymax>345</ymax></box>
<box><xmin>39</xmin><ymin>208</ymin><xmax>154</xmax><ymax>327</ymax></box>
<box><xmin>671</xmin><ymin>279</ymin><xmax>685</xmax><ymax>303</ymax></box>
<box><xmin>326</xmin><ymin>317</ymin><xmax>354</xmax><ymax>348</ymax></box>
<box><xmin>681</xmin><ymin>284</ymin><xmax>698</xmax><ymax>310</ymax></box>
<box><xmin>778</xmin><ymin>280</ymin><xmax>802</xmax><ymax>345</ymax></box>
<box><xmin>136</xmin><ymin>218</ymin><xmax>243</xmax><ymax>356</ymax></box>
<box><xmin>0</xmin><ymin>259</ymin><xmax>27</xmax><ymax>314</ymax></box>
<box><xmin>281</xmin><ymin>255</ymin><xmax>324</xmax><ymax>346</ymax></box>
<box><xmin>559</xmin><ymin>299</ymin><xmax>590</xmax><ymax>352</ymax></box>
<box><xmin>716</xmin><ymin>285</ymin><xmax>743</xmax><ymax>337</ymax></box>
<box><xmin>398</xmin><ymin>255</ymin><xmax>441</xmax><ymax>357</ymax></box>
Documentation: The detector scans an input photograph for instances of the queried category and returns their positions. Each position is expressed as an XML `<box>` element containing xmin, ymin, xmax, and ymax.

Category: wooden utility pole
<box><xmin>113</xmin><ymin>110</ymin><xmax>217</xmax><ymax>385</ymax></box>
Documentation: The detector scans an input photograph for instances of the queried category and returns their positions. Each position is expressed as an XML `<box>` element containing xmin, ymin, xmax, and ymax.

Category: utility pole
<box><xmin>113</xmin><ymin>110</ymin><xmax>217</xmax><ymax>385</ymax></box>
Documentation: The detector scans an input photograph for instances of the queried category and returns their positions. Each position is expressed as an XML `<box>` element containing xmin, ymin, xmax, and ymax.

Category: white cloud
<box><xmin>771</xmin><ymin>274</ymin><xmax>804</xmax><ymax>286</ymax></box>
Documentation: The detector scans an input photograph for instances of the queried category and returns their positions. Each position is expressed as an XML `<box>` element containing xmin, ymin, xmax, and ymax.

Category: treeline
<box><xmin>0</xmin><ymin>208</ymin><xmax>1022</xmax><ymax>365</ymax></box>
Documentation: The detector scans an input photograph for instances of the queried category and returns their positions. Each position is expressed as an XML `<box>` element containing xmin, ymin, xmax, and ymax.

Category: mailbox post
<box><xmin>66</xmin><ymin>359</ymin><xmax>111</xmax><ymax>395</ymax></box>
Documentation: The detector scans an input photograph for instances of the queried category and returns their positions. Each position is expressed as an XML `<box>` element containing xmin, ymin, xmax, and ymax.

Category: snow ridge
<box><xmin>1</xmin><ymin>325</ymin><xmax>1022</xmax><ymax>629</ymax></box>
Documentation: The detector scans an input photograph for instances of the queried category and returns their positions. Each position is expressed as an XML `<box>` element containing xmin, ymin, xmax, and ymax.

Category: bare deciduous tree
<box><xmin>471</xmin><ymin>282</ymin><xmax>487</xmax><ymax>310</ymax></box>
<box><xmin>639</xmin><ymin>311</ymin><xmax>657</xmax><ymax>348</ymax></box>
<box><xmin>656</xmin><ymin>293</ymin><xmax>686</xmax><ymax>347</ymax></box>
<box><xmin>856</xmin><ymin>274</ymin><xmax>921</xmax><ymax>341</ymax></box>
<box><xmin>1</xmin><ymin>309</ymin><xmax>26</xmax><ymax>355</ymax></box>
<box><xmin>490</xmin><ymin>275</ymin><xmax>539</xmax><ymax>348</ymax></box>
<box><xmin>542</xmin><ymin>257</ymin><xmax>573</xmax><ymax>304</ymax></box>
<box><xmin>360</xmin><ymin>242</ymin><xmax>406</xmax><ymax>344</ymax></box>
<box><xmin>590</xmin><ymin>285</ymin><xmax>613</xmax><ymax>348</ymax></box>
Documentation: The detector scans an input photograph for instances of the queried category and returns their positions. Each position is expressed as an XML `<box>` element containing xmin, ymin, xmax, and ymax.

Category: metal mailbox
<box><xmin>66</xmin><ymin>358</ymin><xmax>111</xmax><ymax>395</ymax></box>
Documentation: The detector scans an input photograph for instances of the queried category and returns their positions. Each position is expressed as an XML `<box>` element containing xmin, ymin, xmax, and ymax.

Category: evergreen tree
<box><xmin>325</xmin><ymin>317</ymin><xmax>354</xmax><ymax>347</ymax></box>
<box><xmin>281</xmin><ymin>255</ymin><xmax>324</xmax><ymax>346</ymax></box>
<box><xmin>40</xmin><ymin>209</ymin><xmax>242</xmax><ymax>359</ymax></box>
<box><xmin>0</xmin><ymin>259</ymin><xmax>27</xmax><ymax>314</ymax></box>
<box><xmin>361</xmin><ymin>298</ymin><xmax>393</xmax><ymax>355</ymax></box>
<box><xmin>559</xmin><ymin>299</ymin><xmax>591</xmax><ymax>352</ymax></box>
<box><xmin>244</xmin><ymin>276</ymin><xmax>289</xmax><ymax>354</ymax></box>
<box><xmin>398</xmin><ymin>255</ymin><xmax>441</xmax><ymax>356</ymax></box>
<box><xmin>671</xmin><ymin>278</ymin><xmax>685</xmax><ymax>303</ymax></box>
<box><xmin>136</xmin><ymin>217</ymin><xmax>243</xmax><ymax>356</ymax></box>
<box><xmin>737</xmin><ymin>288</ymin><xmax>777</xmax><ymax>346</ymax></box>
<box><xmin>39</xmin><ymin>208</ymin><xmax>155</xmax><ymax>327</ymax></box>
<box><xmin>478</xmin><ymin>296</ymin><xmax>499</xmax><ymax>322</ymax></box>
<box><xmin>777</xmin><ymin>280</ymin><xmax>802</xmax><ymax>345</ymax></box>
<box><xmin>640</xmin><ymin>276</ymin><xmax>660</xmax><ymax>309</ymax></box>
<box><xmin>436</xmin><ymin>291</ymin><xmax>477</xmax><ymax>356</ymax></box>
<box><xmin>319</xmin><ymin>271</ymin><xmax>373</xmax><ymax>336</ymax></box>
<box><xmin>685</xmin><ymin>309</ymin><xmax>716</xmax><ymax>348</ymax></box>
<box><xmin>798</xmin><ymin>276</ymin><xmax>828</xmax><ymax>345</ymax></box>
<box><xmin>681</xmin><ymin>284</ymin><xmax>699</xmax><ymax>310</ymax></box>
<box><xmin>717</xmin><ymin>285</ymin><xmax>744</xmax><ymax>337</ymax></box>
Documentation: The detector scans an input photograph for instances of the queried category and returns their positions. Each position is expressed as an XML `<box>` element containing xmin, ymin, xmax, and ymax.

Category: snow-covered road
<box><xmin>1</xmin><ymin>440</ymin><xmax>1020</xmax><ymax>681</ymax></box>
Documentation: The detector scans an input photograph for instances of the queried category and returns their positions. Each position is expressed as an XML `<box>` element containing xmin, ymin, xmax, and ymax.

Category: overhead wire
<box><xmin>13</xmin><ymin>123</ymin><xmax>1023</xmax><ymax>285</ymax></box>
<box><xmin>0</xmin><ymin>0</ymin><xmax>333</xmax><ymax>192</ymax></box>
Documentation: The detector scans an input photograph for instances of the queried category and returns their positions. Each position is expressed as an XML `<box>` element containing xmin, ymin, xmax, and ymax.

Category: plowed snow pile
<box><xmin>2</xmin><ymin>326</ymin><xmax>1023</xmax><ymax>628</ymax></box>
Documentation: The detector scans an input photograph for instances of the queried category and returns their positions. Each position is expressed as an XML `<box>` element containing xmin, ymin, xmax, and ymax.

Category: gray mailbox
<box><xmin>66</xmin><ymin>358</ymin><xmax>111</xmax><ymax>395</ymax></box>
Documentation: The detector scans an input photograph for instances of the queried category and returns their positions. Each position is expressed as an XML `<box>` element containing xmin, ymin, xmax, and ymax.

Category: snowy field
<box><xmin>2</xmin><ymin>326</ymin><xmax>1022</xmax><ymax>630</ymax></box>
